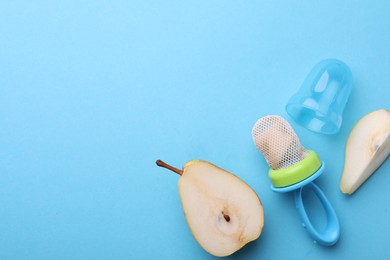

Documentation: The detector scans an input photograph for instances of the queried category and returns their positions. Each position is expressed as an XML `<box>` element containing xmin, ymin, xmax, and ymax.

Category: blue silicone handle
<box><xmin>294</xmin><ymin>182</ymin><xmax>340</xmax><ymax>246</ymax></box>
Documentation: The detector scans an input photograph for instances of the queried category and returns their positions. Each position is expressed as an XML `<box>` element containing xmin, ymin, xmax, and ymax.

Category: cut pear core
<box><xmin>223</xmin><ymin>213</ymin><xmax>231</xmax><ymax>222</ymax></box>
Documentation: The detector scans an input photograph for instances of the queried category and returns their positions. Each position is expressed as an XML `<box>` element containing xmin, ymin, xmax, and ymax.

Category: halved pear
<box><xmin>340</xmin><ymin>109</ymin><xmax>390</xmax><ymax>194</ymax></box>
<box><xmin>156</xmin><ymin>159</ymin><xmax>264</xmax><ymax>257</ymax></box>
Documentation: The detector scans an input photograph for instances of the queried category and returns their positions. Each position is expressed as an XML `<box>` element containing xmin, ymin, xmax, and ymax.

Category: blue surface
<box><xmin>1</xmin><ymin>1</ymin><xmax>389</xmax><ymax>259</ymax></box>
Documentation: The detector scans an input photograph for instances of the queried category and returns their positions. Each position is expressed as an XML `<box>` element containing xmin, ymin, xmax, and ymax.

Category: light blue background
<box><xmin>1</xmin><ymin>1</ymin><xmax>389</xmax><ymax>259</ymax></box>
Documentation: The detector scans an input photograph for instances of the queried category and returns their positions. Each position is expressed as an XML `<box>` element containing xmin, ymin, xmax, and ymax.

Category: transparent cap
<box><xmin>286</xmin><ymin>59</ymin><xmax>352</xmax><ymax>134</ymax></box>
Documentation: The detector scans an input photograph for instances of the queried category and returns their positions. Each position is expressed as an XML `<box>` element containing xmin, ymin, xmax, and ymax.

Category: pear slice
<box><xmin>340</xmin><ymin>109</ymin><xmax>390</xmax><ymax>194</ymax></box>
<box><xmin>156</xmin><ymin>159</ymin><xmax>264</xmax><ymax>257</ymax></box>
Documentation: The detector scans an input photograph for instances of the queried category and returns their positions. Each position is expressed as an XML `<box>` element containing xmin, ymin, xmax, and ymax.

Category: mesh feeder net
<box><xmin>252</xmin><ymin>115</ymin><xmax>308</xmax><ymax>170</ymax></box>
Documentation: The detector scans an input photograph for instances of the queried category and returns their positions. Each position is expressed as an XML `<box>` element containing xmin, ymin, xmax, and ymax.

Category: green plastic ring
<box><xmin>268</xmin><ymin>150</ymin><xmax>322</xmax><ymax>188</ymax></box>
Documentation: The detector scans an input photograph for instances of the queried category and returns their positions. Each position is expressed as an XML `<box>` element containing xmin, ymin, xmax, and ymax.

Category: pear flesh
<box><xmin>179</xmin><ymin>160</ymin><xmax>264</xmax><ymax>257</ymax></box>
<box><xmin>340</xmin><ymin>109</ymin><xmax>390</xmax><ymax>194</ymax></box>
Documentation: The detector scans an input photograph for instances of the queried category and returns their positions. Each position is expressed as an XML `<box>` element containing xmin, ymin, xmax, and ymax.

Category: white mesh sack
<box><xmin>252</xmin><ymin>115</ymin><xmax>308</xmax><ymax>170</ymax></box>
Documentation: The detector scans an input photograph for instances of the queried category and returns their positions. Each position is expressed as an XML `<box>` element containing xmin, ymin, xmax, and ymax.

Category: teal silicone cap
<box><xmin>286</xmin><ymin>59</ymin><xmax>352</xmax><ymax>134</ymax></box>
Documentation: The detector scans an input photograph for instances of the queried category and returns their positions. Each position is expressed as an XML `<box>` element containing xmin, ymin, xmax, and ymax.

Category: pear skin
<box><xmin>340</xmin><ymin>109</ymin><xmax>390</xmax><ymax>194</ymax></box>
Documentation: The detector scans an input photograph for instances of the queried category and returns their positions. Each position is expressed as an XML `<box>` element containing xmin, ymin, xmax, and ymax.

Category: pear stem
<box><xmin>156</xmin><ymin>160</ymin><xmax>183</xmax><ymax>175</ymax></box>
